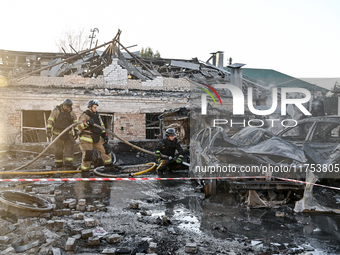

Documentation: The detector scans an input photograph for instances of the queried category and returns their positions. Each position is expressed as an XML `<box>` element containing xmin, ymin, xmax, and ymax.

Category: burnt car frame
<box><xmin>191</xmin><ymin>116</ymin><xmax>340</xmax><ymax>201</ymax></box>
<box><xmin>277</xmin><ymin>116</ymin><xmax>340</xmax><ymax>170</ymax></box>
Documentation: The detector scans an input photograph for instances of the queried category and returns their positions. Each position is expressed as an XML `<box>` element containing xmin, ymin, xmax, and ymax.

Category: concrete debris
<box><xmin>78</xmin><ymin>199</ymin><xmax>86</xmax><ymax>206</ymax></box>
<box><xmin>88</xmin><ymin>236</ymin><xmax>100</xmax><ymax>246</ymax></box>
<box><xmin>0</xmin><ymin>236</ymin><xmax>9</xmax><ymax>244</ymax></box>
<box><xmin>87</xmin><ymin>205</ymin><xmax>96</xmax><ymax>212</ymax></box>
<box><xmin>148</xmin><ymin>242</ymin><xmax>157</xmax><ymax>253</ymax></box>
<box><xmin>141</xmin><ymin>237</ymin><xmax>153</xmax><ymax>244</ymax></box>
<box><xmin>106</xmin><ymin>234</ymin><xmax>121</xmax><ymax>244</ymax></box>
<box><xmin>76</xmin><ymin>204</ymin><xmax>86</xmax><ymax>211</ymax></box>
<box><xmin>73</xmin><ymin>213</ymin><xmax>84</xmax><ymax>220</ymax></box>
<box><xmin>52</xmin><ymin>248</ymin><xmax>61</xmax><ymax>255</ymax></box>
<box><xmin>62</xmin><ymin>209</ymin><xmax>71</xmax><ymax>215</ymax></box>
<box><xmin>275</xmin><ymin>211</ymin><xmax>285</xmax><ymax>217</ymax></box>
<box><xmin>12</xmin><ymin>240</ymin><xmax>40</xmax><ymax>252</ymax></box>
<box><xmin>54</xmin><ymin>220</ymin><xmax>65</xmax><ymax>229</ymax></box>
<box><xmin>81</xmin><ymin>229</ymin><xmax>93</xmax><ymax>239</ymax></box>
<box><xmin>185</xmin><ymin>243</ymin><xmax>198</xmax><ymax>253</ymax></box>
<box><xmin>72</xmin><ymin>228</ymin><xmax>83</xmax><ymax>235</ymax></box>
<box><xmin>1</xmin><ymin>247</ymin><xmax>15</xmax><ymax>254</ymax></box>
<box><xmin>65</xmin><ymin>237</ymin><xmax>76</xmax><ymax>251</ymax></box>
<box><xmin>130</xmin><ymin>202</ymin><xmax>139</xmax><ymax>209</ymax></box>
<box><xmin>102</xmin><ymin>248</ymin><xmax>117</xmax><ymax>254</ymax></box>
<box><xmin>72</xmin><ymin>234</ymin><xmax>81</xmax><ymax>240</ymax></box>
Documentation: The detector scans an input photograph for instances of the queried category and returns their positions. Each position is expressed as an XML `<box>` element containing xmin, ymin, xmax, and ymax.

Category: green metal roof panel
<box><xmin>224</xmin><ymin>67</ymin><xmax>328</xmax><ymax>92</ymax></box>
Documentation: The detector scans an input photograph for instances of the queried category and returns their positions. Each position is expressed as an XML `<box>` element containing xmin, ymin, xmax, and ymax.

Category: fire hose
<box><xmin>2</xmin><ymin>122</ymin><xmax>186</xmax><ymax>175</ymax></box>
<box><xmin>5</xmin><ymin>121</ymin><xmax>82</xmax><ymax>172</ymax></box>
<box><xmin>92</xmin><ymin>124</ymin><xmax>190</xmax><ymax>167</ymax></box>
<box><xmin>93</xmin><ymin>124</ymin><xmax>190</xmax><ymax>166</ymax></box>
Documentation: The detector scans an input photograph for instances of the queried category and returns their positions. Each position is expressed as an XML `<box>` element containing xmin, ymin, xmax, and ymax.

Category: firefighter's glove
<box><xmin>85</xmin><ymin>119</ymin><xmax>95</xmax><ymax>127</ymax></box>
<box><xmin>46</xmin><ymin>129</ymin><xmax>52</xmax><ymax>139</ymax></box>
<box><xmin>101</xmin><ymin>132</ymin><xmax>109</xmax><ymax>142</ymax></box>
<box><xmin>155</xmin><ymin>150</ymin><xmax>162</xmax><ymax>158</ymax></box>
<box><xmin>176</xmin><ymin>155</ymin><xmax>184</xmax><ymax>164</ymax></box>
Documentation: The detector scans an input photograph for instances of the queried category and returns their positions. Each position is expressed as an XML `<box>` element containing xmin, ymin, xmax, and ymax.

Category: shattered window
<box><xmin>212</xmin><ymin>132</ymin><xmax>225</xmax><ymax>147</ymax></box>
<box><xmin>312</xmin><ymin>123</ymin><xmax>340</xmax><ymax>142</ymax></box>
<box><xmin>281</xmin><ymin>122</ymin><xmax>313</xmax><ymax>141</ymax></box>
<box><xmin>146</xmin><ymin>114</ymin><xmax>160</xmax><ymax>139</ymax></box>
<box><xmin>22</xmin><ymin>110</ymin><xmax>51</xmax><ymax>143</ymax></box>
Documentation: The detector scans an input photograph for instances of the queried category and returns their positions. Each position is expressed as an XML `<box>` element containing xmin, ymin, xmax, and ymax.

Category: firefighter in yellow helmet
<box><xmin>77</xmin><ymin>100</ymin><xmax>112</xmax><ymax>177</ymax></box>
<box><xmin>46</xmin><ymin>99</ymin><xmax>78</xmax><ymax>169</ymax></box>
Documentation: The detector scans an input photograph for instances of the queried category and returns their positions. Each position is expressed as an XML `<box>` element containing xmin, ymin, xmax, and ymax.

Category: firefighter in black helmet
<box><xmin>46</xmin><ymin>98</ymin><xmax>78</xmax><ymax>168</ymax></box>
<box><xmin>155</xmin><ymin>128</ymin><xmax>184</xmax><ymax>174</ymax></box>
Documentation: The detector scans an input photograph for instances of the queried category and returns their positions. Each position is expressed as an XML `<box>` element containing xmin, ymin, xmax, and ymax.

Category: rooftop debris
<box><xmin>0</xmin><ymin>30</ymin><xmax>270</xmax><ymax>99</ymax></box>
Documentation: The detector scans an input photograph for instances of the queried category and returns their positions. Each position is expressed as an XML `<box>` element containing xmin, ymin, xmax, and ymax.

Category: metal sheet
<box><xmin>171</xmin><ymin>60</ymin><xmax>200</xmax><ymax>70</ymax></box>
<box><xmin>227</xmin><ymin>63</ymin><xmax>246</xmax><ymax>69</ymax></box>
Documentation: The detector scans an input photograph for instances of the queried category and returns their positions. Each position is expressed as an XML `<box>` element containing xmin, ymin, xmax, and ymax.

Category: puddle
<box><xmin>175</xmin><ymin>207</ymin><xmax>201</xmax><ymax>234</ymax></box>
<box><xmin>5</xmin><ymin>174</ymin><xmax>339</xmax><ymax>254</ymax></box>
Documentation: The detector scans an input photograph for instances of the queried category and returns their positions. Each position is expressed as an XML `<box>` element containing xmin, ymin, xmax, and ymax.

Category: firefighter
<box><xmin>155</xmin><ymin>128</ymin><xmax>184</xmax><ymax>174</ymax></box>
<box><xmin>311</xmin><ymin>91</ymin><xmax>327</xmax><ymax>117</ymax></box>
<box><xmin>77</xmin><ymin>99</ymin><xmax>112</xmax><ymax>177</ymax></box>
<box><xmin>46</xmin><ymin>98</ymin><xmax>78</xmax><ymax>168</ymax></box>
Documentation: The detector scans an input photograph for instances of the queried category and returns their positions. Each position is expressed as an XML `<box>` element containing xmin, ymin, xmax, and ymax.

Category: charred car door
<box><xmin>277</xmin><ymin>121</ymin><xmax>315</xmax><ymax>148</ymax></box>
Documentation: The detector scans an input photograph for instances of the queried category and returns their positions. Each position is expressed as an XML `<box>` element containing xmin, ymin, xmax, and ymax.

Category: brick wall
<box><xmin>114</xmin><ymin>113</ymin><xmax>146</xmax><ymax>140</ymax></box>
<box><xmin>103</xmin><ymin>59</ymin><xmax>128</xmax><ymax>87</ymax></box>
<box><xmin>7</xmin><ymin>111</ymin><xmax>21</xmax><ymax>129</ymax></box>
<box><xmin>11</xmin><ymin>74</ymin><xmax>190</xmax><ymax>91</ymax></box>
<box><xmin>13</xmin><ymin>75</ymin><xmax>104</xmax><ymax>88</ymax></box>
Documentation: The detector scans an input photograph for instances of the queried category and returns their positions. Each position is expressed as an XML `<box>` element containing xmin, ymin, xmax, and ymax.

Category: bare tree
<box><xmin>56</xmin><ymin>27</ymin><xmax>90</xmax><ymax>53</ymax></box>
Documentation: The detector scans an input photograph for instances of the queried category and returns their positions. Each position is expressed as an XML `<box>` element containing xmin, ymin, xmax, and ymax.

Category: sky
<box><xmin>1</xmin><ymin>0</ymin><xmax>339</xmax><ymax>79</ymax></box>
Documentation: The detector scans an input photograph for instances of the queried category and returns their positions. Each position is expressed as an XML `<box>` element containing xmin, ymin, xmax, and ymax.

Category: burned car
<box><xmin>191</xmin><ymin>116</ymin><xmax>340</xmax><ymax>210</ymax></box>
<box><xmin>191</xmin><ymin>126</ymin><xmax>307</xmax><ymax>177</ymax></box>
<box><xmin>277</xmin><ymin>116</ymin><xmax>340</xmax><ymax>213</ymax></box>
<box><xmin>190</xmin><ymin>126</ymin><xmax>306</xmax><ymax>202</ymax></box>
<box><xmin>277</xmin><ymin>116</ymin><xmax>340</xmax><ymax>173</ymax></box>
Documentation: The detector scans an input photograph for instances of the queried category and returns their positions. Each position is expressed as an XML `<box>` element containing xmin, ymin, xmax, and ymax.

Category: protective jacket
<box><xmin>77</xmin><ymin>110</ymin><xmax>106</xmax><ymax>143</ymax></box>
<box><xmin>311</xmin><ymin>98</ymin><xmax>326</xmax><ymax>117</ymax></box>
<box><xmin>47</xmin><ymin>105</ymin><xmax>78</xmax><ymax>138</ymax></box>
<box><xmin>156</xmin><ymin>138</ymin><xmax>184</xmax><ymax>157</ymax></box>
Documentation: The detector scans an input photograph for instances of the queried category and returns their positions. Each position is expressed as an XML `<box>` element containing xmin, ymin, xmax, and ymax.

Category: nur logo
<box><xmin>200</xmin><ymin>84</ymin><xmax>312</xmax><ymax>116</ymax></box>
<box><xmin>198</xmin><ymin>83</ymin><xmax>222</xmax><ymax>114</ymax></box>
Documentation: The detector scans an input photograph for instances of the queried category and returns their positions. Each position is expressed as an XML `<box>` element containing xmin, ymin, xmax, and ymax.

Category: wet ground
<box><xmin>0</xmin><ymin>151</ymin><xmax>340</xmax><ymax>254</ymax></box>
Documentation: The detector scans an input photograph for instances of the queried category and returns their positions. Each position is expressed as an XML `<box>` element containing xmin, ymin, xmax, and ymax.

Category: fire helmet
<box><xmin>87</xmin><ymin>99</ymin><xmax>99</xmax><ymax>108</ymax></box>
<box><xmin>62</xmin><ymin>98</ymin><xmax>73</xmax><ymax>108</ymax></box>
<box><xmin>166</xmin><ymin>128</ymin><xmax>176</xmax><ymax>137</ymax></box>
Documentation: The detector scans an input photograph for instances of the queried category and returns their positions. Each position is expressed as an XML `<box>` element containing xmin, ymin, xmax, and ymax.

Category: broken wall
<box><xmin>0</xmin><ymin>86</ymin><xmax>188</xmax><ymax>144</ymax></box>
<box><xmin>11</xmin><ymin>69</ymin><xmax>190</xmax><ymax>91</ymax></box>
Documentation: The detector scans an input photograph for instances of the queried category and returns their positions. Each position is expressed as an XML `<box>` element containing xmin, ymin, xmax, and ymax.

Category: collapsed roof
<box><xmin>0</xmin><ymin>30</ymin><xmax>264</xmax><ymax>91</ymax></box>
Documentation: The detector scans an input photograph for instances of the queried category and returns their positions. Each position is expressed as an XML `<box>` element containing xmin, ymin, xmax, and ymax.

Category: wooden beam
<box><xmin>116</xmin><ymin>40</ymin><xmax>157</xmax><ymax>76</ymax></box>
<box><xmin>12</xmin><ymin>30</ymin><xmax>121</xmax><ymax>81</ymax></box>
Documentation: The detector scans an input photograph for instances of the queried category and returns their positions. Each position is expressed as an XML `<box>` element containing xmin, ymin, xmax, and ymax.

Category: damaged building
<box><xmin>1</xmin><ymin>30</ymin><xmax>340</xmax><ymax>254</ymax></box>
